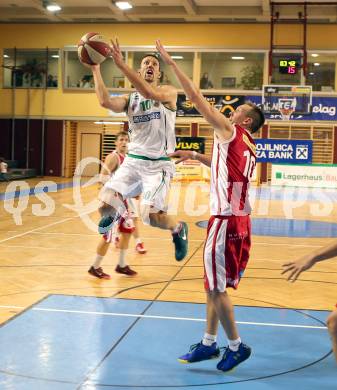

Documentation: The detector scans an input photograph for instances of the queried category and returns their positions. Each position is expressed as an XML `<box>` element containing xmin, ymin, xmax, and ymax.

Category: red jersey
<box><xmin>210</xmin><ymin>124</ymin><xmax>256</xmax><ymax>216</ymax></box>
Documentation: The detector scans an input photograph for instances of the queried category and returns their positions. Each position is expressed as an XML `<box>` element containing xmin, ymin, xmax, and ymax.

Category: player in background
<box><xmin>90</xmin><ymin>39</ymin><xmax>188</xmax><ymax>262</ymax></box>
<box><xmin>88</xmin><ymin>131</ymin><xmax>145</xmax><ymax>279</ymax></box>
<box><xmin>156</xmin><ymin>40</ymin><xmax>265</xmax><ymax>372</ymax></box>
<box><xmin>282</xmin><ymin>242</ymin><xmax>337</xmax><ymax>362</ymax></box>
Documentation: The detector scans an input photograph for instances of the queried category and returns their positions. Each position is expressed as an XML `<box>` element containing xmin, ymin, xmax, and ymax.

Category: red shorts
<box><xmin>203</xmin><ymin>215</ymin><xmax>251</xmax><ymax>292</ymax></box>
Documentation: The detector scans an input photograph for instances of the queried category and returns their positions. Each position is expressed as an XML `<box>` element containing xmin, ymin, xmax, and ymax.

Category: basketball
<box><xmin>77</xmin><ymin>32</ymin><xmax>111</xmax><ymax>66</ymax></box>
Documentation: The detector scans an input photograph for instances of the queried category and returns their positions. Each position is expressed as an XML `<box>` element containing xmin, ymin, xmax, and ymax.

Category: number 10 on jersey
<box><xmin>243</xmin><ymin>150</ymin><xmax>256</xmax><ymax>179</ymax></box>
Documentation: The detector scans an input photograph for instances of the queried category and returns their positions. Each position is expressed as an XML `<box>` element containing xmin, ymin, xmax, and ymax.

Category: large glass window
<box><xmin>3</xmin><ymin>49</ymin><xmax>59</xmax><ymax>88</ymax></box>
<box><xmin>200</xmin><ymin>52</ymin><xmax>264</xmax><ymax>90</ymax></box>
<box><xmin>64</xmin><ymin>50</ymin><xmax>126</xmax><ymax>89</ymax></box>
<box><xmin>133</xmin><ymin>51</ymin><xmax>193</xmax><ymax>89</ymax></box>
<box><xmin>307</xmin><ymin>53</ymin><xmax>336</xmax><ymax>92</ymax></box>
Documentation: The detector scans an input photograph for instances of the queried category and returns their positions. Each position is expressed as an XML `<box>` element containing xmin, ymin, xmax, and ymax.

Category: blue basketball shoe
<box><xmin>178</xmin><ymin>342</ymin><xmax>220</xmax><ymax>363</ymax></box>
<box><xmin>216</xmin><ymin>343</ymin><xmax>251</xmax><ymax>372</ymax></box>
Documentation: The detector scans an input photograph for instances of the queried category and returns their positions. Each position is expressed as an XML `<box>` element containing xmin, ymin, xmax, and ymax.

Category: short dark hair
<box><xmin>245</xmin><ymin>101</ymin><xmax>265</xmax><ymax>133</ymax></box>
<box><xmin>115</xmin><ymin>131</ymin><xmax>129</xmax><ymax>140</ymax></box>
<box><xmin>140</xmin><ymin>52</ymin><xmax>161</xmax><ymax>70</ymax></box>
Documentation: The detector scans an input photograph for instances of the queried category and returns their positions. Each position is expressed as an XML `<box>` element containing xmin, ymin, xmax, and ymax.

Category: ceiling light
<box><xmin>115</xmin><ymin>1</ymin><xmax>133</xmax><ymax>10</ymax></box>
<box><xmin>231</xmin><ymin>56</ymin><xmax>245</xmax><ymax>60</ymax></box>
<box><xmin>171</xmin><ymin>56</ymin><xmax>184</xmax><ymax>60</ymax></box>
<box><xmin>314</xmin><ymin>62</ymin><xmax>320</xmax><ymax>66</ymax></box>
<box><xmin>309</xmin><ymin>72</ymin><xmax>315</xmax><ymax>75</ymax></box>
<box><xmin>46</xmin><ymin>4</ymin><xmax>62</xmax><ymax>12</ymax></box>
<box><xmin>311</xmin><ymin>54</ymin><xmax>319</xmax><ymax>57</ymax></box>
<box><xmin>51</xmin><ymin>54</ymin><xmax>59</xmax><ymax>58</ymax></box>
<box><xmin>3</xmin><ymin>54</ymin><xmax>9</xmax><ymax>58</ymax></box>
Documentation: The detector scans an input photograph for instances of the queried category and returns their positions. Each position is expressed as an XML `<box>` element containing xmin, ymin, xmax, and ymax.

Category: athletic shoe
<box><xmin>98</xmin><ymin>215</ymin><xmax>115</xmax><ymax>234</ymax></box>
<box><xmin>88</xmin><ymin>266</ymin><xmax>111</xmax><ymax>280</ymax></box>
<box><xmin>216</xmin><ymin>343</ymin><xmax>252</xmax><ymax>372</ymax></box>
<box><xmin>178</xmin><ymin>342</ymin><xmax>220</xmax><ymax>363</ymax></box>
<box><xmin>172</xmin><ymin>221</ymin><xmax>188</xmax><ymax>261</ymax></box>
<box><xmin>135</xmin><ymin>242</ymin><xmax>147</xmax><ymax>254</ymax></box>
<box><xmin>115</xmin><ymin>265</ymin><xmax>137</xmax><ymax>276</ymax></box>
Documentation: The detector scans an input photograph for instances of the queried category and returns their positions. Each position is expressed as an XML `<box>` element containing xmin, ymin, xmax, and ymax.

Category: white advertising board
<box><xmin>271</xmin><ymin>164</ymin><xmax>337</xmax><ymax>188</ymax></box>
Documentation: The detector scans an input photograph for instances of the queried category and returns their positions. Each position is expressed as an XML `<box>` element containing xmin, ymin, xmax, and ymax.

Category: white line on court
<box><xmin>0</xmin><ymin>217</ymin><xmax>75</xmax><ymax>244</ymax></box>
<box><xmin>1</xmin><ymin>231</ymin><xmax>325</xmax><ymax>248</ymax></box>
<box><xmin>0</xmin><ymin>210</ymin><xmax>95</xmax><ymax>244</ymax></box>
<box><xmin>0</xmin><ymin>305</ymin><xmax>327</xmax><ymax>329</ymax></box>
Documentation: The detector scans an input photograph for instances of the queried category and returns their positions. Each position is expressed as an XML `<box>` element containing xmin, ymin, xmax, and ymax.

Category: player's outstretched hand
<box><xmin>156</xmin><ymin>40</ymin><xmax>175</xmax><ymax>66</ymax></box>
<box><xmin>169</xmin><ymin>150</ymin><xmax>193</xmax><ymax>164</ymax></box>
<box><xmin>281</xmin><ymin>256</ymin><xmax>316</xmax><ymax>282</ymax></box>
<box><xmin>110</xmin><ymin>38</ymin><xmax>124</xmax><ymax>67</ymax></box>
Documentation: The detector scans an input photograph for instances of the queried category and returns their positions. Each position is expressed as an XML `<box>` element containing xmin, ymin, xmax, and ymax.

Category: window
<box><xmin>3</xmin><ymin>49</ymin><xmax>59</xmax><ymax>88</ymax></box>
<box><xmin>306</xmin><ymin>53</ymin><xmax>336</xmax><ymax>92</ymax></box>
<box><xmin>64</xmin><ymin>50</ymin><xmax>126</xmax><ymax>89</ymax></box>
<box><xmin>200</xmin><ymin>52</ymin><xmax>264</xmax><ymax>90</ymax></box>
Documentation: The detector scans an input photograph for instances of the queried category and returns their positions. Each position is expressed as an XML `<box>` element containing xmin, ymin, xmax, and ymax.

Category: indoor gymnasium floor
<box><xmin>0</xmin><ymin>178</ymin><xmax>336</xmax><ymax>389</ymax></box>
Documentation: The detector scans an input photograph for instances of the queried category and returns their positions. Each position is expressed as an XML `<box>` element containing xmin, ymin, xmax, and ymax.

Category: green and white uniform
<box><xmin>101</xmin><ymin>91</ymin><xmax>176</xmax><ymax>213</ymax></box>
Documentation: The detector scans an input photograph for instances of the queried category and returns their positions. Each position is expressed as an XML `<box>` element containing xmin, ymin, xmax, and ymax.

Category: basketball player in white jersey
<box><xmin>90</xmin><ymin>39</ymin><xmax>188</xmax><ymax>262</ymax></box>
<box><xmin>88</xmin><ymin>131</ymin><xmax>145</xmax><ymax>279</ymax></box>
<box><xmin>156</xmin><ymin>40</ymin><xmax>265</xmax><ymax>372</ymax></box>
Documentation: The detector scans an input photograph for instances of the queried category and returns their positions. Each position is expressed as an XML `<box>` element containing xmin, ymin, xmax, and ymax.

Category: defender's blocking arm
<box><xmin>156</xmin><ymin>40</ymin><xmax>233</xmax><ymax>141</ymax></box>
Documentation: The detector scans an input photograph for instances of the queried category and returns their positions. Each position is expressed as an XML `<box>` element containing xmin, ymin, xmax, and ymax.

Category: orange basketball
<box><xmin>77</xmin><ymin>32</ymin><xmax>111</xmax><ymax>66</ymax></box>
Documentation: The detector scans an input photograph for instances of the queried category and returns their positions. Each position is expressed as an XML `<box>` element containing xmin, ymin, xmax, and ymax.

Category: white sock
<box><xmin>93</xmin><ymin>254</ymin><xmax>104</xmax><ymax>269</ymax></box>
<box><xmin>228</xmin><ymin>337</ymin><xmax>241</xmax><ymax>352</ymax></box>
<box><xmin>172</xmin><ymin>222</ymin><xmax>182</xmax><ymax>234</ymax></box>
<box><xmin>136</xmin><ymin>238</ymin><xmax>142</xmax><ymax>245</ymax></box>
<box><xmin>118</xmin><ymin>249</ymin><xmax>128</xmax><ymax>268</ymax></box>
<box><xmin>202</xmin><ymin>333</ymin><xmax>217</xmax><ymax>346</ymax></box>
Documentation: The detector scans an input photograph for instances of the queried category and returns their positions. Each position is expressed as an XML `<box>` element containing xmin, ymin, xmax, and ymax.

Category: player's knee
<box><xmin>149</xmin><ymin>212</ymin><xmax>158</xmax><ymax>227</ymax></box>
<box><xmin>327</xmin><ymin>312</ymin><xmax>337</xmax><ymax>333</ymax></box>
<box><xmin>99</xmin><ymin>203</ymin><xmax>113</xmax><ymax>217</ymax></box>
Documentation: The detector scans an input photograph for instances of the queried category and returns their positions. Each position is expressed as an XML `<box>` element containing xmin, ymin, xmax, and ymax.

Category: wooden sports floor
<box><xmin>0</xmin><ymin>178</ymin><xmax>336</xmax><ymax>320</ymax></box>
<box><xmin>0</xmin><ymin>178</ymin><xmax>336</xmax><ymax>389</ymax></box>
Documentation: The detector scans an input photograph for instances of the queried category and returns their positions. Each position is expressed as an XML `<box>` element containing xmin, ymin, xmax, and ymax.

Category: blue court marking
<box><xmin>0</xmin><ymin>181</ymin><xmax>76</xmax><ymax>201</ymax></box>
<box><xmin>196</xmin><ymin>218</ymin><xmax>337</xmax><ymax>238</ymax></box>
<box><xmin>0</xmin><ymin>295</ymin><xmax>335</xmax><ymax>389</ymax></box>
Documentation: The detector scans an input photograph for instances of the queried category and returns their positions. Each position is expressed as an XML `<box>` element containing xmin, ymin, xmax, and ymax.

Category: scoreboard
<box><xmin>279</xmin><ymin>59</ymin><xmax>299</xmax><ymax>74</ymax></box>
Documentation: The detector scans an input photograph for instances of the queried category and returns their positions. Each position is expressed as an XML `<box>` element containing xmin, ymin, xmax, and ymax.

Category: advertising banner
<box><xmin>256</xmin><ymin>139</ymin><xmax>313</xmax><ymax>164</ymax></box>
<box><xmin>271</xmin><ymin>164</ymin><xmax>337</xmax><ymax>188</ymax></box>
<box><xmin>177</xmin><ymin>94</ymin><xmax>245</xmax><ymax>117</ymax></box>
<box><xmin>247</xmin><ymin>95</ymin><xmax>337</xmax><ymax>121</ymax></box>
<box><xmin>175</xmin><ymin>137</ymin><xmax>205</xmax><ymax>153</ymax></box>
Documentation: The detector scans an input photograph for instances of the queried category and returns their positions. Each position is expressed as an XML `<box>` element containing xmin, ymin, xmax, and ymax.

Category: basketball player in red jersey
<box><xmin>156</xmin><ymin>40</ymin><xmax>265</xmax><ymax>372</ymax></box>
<box><xmin>88</xmin><ymin>131</ymin><xmax>146</xmax><ymax>279</ymax></box>
<box><xmin>282</xmin><ymin>242</ymin><xmax>337</xmax><ymax>362</ymax></box>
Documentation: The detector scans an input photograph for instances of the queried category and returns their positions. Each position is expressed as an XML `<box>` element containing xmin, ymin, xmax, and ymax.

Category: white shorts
<box><xmin>100</xmin><ymin>156</ymin><xmax>175</xmax><ymax>212</ymax></box>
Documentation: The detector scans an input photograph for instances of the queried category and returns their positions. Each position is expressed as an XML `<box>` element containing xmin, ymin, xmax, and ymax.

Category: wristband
<box><xmin>192</xmin><ymin>151</ymin><xmax>197</xmax><ymax>159</ymax></box>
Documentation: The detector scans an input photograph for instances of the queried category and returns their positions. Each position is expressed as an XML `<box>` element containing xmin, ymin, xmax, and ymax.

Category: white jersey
<box><xmin>126</xmin><ymin>91</ymin><xmax>176</xmax><ymax>159</ymax></box>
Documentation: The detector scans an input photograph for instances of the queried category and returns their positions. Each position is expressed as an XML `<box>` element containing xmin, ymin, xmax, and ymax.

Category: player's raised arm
<box><xmin>156</xmin><ymin>40</ymin><xmax>233</xmax><ymax>141</ymax></box>
<box><xmin>91</xmin><ymin>64</ymin><xmax>128</xmax><ymax>112</ymax></box>
<box><xmin>110</xmin><ymin>38</ymin><xmax>177</xmax><ymax>109</ymax></box>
